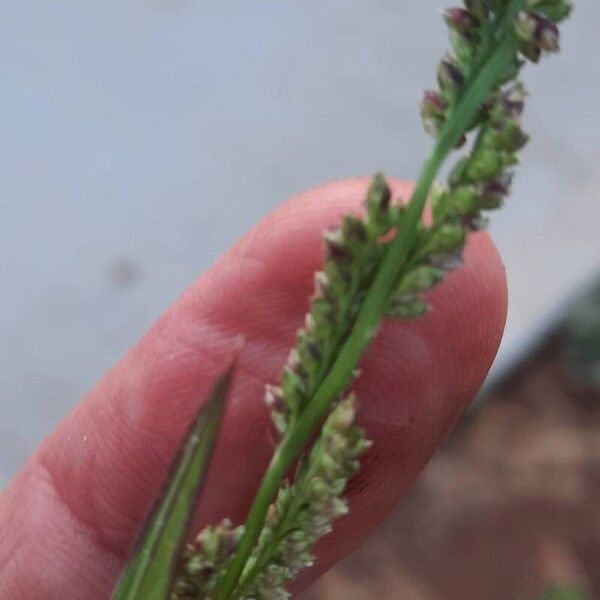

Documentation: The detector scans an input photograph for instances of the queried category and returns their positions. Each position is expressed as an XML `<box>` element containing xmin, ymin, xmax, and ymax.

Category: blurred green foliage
<box><xmin>537</xmin><ymin>584</ymin><xmax>588</xmax><ymax>600</ymax></box>
<box><xmin>563</xmin><ymin>281</ymin><xmax>600</xmax><ymax>389</ymax></box>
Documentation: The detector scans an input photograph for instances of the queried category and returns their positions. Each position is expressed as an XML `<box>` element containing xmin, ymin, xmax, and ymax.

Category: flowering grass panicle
<box><xmin>166</xmin><ymin>2</ymin><xmax>574</xmax><ymax>598</ymax></box>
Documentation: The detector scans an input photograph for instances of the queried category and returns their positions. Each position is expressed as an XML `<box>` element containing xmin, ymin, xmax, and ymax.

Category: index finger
<box><xmin>0</xmin><ymin>178</ymin><xmax>507</xmax><ymax>598</ymax></box>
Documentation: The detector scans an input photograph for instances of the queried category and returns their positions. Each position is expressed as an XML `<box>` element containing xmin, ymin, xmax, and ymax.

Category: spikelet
<box><xmin>266</xmin><ymin>174</ymin><xmax>401</xmax><ymax>434</ymax></box>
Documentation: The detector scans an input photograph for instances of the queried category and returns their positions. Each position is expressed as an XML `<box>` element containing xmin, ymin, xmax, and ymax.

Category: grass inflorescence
<box><xmin>125</xmin><ymin>2</ymin><xmax>575</xmax><ymax>598</ymax></box>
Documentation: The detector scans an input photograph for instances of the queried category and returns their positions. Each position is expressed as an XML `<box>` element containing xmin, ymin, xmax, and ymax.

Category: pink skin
<box><xmin>0</xmin><ymin>178</ymin><xmax>507</xmax><ymax>599</ymax></box>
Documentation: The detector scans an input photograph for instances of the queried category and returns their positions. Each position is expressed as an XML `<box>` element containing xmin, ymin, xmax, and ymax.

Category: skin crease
<box><xmin>0</xmin><ymin>178</ymin><xmax>507</xmax><ymax>599</ymax></box>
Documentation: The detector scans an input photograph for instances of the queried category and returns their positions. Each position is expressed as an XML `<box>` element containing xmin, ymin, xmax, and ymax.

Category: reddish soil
<box><xmin>304</xmin><ymin>337</ymin><xmax>600</xmax><ymax>599</ymax></box>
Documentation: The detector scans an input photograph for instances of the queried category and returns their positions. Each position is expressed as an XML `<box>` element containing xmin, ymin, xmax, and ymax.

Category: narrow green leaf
<box><xmin>111</xmin><ymin>360</ymin><xmax>235</xmax><ymax>600</ymax></box>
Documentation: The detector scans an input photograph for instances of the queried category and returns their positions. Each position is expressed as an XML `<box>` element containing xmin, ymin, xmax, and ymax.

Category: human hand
<box><xmin>0</xmin><ymin>178</ymin><xmax>507</xmax><ymax>598</ymax></box>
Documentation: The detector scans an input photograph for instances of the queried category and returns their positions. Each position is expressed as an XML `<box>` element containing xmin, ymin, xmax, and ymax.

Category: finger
<box><xmin>0</xmin><ymin>178</ymin><xmax>506</xmax><ymax>599</ymax></box>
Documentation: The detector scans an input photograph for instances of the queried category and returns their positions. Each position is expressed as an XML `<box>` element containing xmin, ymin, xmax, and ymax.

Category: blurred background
<box><xmin>0</xmin><ymin>1</ymin><xmax>598</xmax><ymax>598</ymax></box>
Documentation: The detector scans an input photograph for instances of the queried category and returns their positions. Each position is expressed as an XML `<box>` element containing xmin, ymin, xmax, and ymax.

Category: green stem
<box><xmin>215</xmin><ymin>8</ymin><xmax>522</xmax><ymax>599</ymax></box>
<box><xmin>233</xmin><ymin>435</ymin><xmax>325</xmax><ymax>599</ymax></box>
<box><xmin>233</xmin><ymin>483</ymin><xmax>303</xmax><ymax>597</ymax></box>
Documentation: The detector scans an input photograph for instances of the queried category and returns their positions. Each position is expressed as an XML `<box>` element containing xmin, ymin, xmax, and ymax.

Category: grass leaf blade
<box><xmin>111</xmin><ymin>360</ymin><xmax>235</xmax><ymax>600</ymax></box>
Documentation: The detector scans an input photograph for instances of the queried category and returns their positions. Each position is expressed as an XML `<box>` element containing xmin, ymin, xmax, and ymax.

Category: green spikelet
<box><xmin>235</xmin><ymin>396</ymin><xmax>370</xmax><ymax>599</ymax></box>
<box><xmin>267</xmin><ymin>174</ymin><xmax>402</xmax><ymax>434</ymax></box>
<box><xmin>171</xmin><ymin>521</ymin><xmax>243</xmax><ymax>599</ymax></box>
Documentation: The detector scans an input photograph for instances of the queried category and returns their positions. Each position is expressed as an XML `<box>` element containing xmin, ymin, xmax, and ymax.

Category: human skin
<box><xmin>0</xmin><ymin>178</ymin><xmax>507</xmax><ymax>599</ymax></box>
